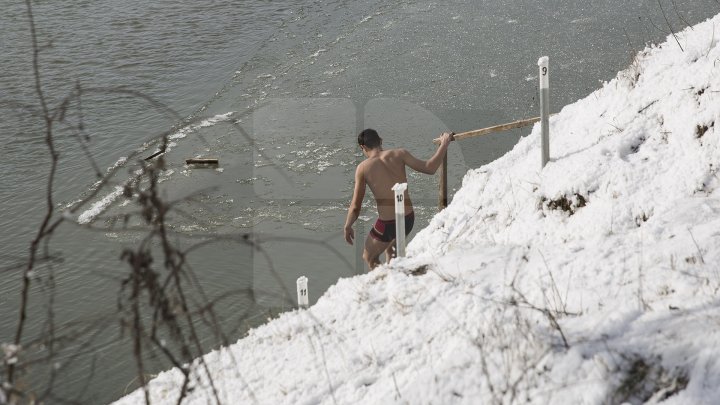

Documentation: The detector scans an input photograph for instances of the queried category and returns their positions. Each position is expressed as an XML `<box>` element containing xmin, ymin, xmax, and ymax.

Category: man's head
<box><xmin>358</xmin><ymin>128</ymin><xmax>382</xmax><ymax>152</ymax></box>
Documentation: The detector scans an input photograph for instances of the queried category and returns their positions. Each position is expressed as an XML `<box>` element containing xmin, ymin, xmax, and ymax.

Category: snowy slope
<box><xmin>114</xmin><ymin>13</ymin><xmax>720</xmax><ymax>405</ymax></box>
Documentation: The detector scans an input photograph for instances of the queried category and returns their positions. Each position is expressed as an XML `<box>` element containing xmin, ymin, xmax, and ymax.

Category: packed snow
<box><xmin>114</xmin><ymin>13</ymin><xmax>720</xmax><ymax>405</ymax></box>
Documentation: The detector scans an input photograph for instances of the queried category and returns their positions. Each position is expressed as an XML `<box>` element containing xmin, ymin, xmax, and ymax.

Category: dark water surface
<box><xmin>1</xmin><ymin>0</ymin><xmax>718</xmax><ymax>403</ymax></box>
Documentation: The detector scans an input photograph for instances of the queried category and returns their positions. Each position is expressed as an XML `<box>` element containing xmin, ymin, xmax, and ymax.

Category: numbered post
<box><xmin>296</xmin><ymin>276</ymin><xmax>308</xmax><ymax>308</ymax></box>
<box><xmin>392</xmin><ymin>183</ymin><xmax>408</xmax><ymax>258</ymax></box>
<box><xmin>538</xmin><ymin>56</ymin><xmax>550</xmax><ymax>168</ymax></box>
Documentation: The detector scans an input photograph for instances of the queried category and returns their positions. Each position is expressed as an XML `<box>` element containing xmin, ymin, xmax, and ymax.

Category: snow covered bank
<box><xmin>115</xmin><ymin>13</ymin><xmax>720</xmax><ymax>404</ymax></box>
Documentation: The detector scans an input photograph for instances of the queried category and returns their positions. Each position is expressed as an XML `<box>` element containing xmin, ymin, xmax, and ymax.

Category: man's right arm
<box><xmin>343</xmin><ymin>164</ymin><xmax>366</xmax><ymax>245</ymax></box>
<box><xmin>402</xmin><ymin>131</ymin><xmax>453</xmax><ymax>174</ymax></box>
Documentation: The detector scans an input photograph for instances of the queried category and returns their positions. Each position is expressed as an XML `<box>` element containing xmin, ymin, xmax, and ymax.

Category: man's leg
<box><xmin>385</xmin><ymin>241</ymin><xmax>395</xmax><ymax>264</ymax></box>
<box><xmin>362</xmin><ymin>233</ymin><xmax>392</xmax><ymax>271</ymax></box>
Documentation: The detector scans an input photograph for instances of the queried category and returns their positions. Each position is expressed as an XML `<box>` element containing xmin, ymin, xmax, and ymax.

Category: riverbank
<box><xmin>115</xmin><ymin>12</ymin><xmax>720</xmax><ymax>404</ymax></box>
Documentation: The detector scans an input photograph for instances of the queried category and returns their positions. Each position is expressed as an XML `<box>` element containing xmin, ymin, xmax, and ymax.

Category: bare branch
<box><xmin>656</xmin><ymin>0</ymin><xmax>685</xmax><ymax>51</ymax></box>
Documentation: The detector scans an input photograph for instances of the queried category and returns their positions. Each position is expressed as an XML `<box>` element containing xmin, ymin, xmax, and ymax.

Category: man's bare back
<box><xmin>358</xmin><ymin>149</ymin><xmax>414</xmax><ymax>220</ymax></box>
<box><xmin>343</xmin><ymin>129</ymin><xmax>453</xmax><ymax>270</ymax></box>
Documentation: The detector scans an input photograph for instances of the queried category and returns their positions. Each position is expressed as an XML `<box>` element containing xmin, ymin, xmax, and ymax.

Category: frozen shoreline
<box><xmin>115</xmin><ymin>13</ymin><xmax>720</xmax><ymax>405</ymax></box>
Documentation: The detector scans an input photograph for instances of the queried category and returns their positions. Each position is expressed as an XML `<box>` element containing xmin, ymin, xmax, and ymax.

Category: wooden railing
<box><xmin>433</xmin><ymin>116</ymin><xmax>545</xmax><ymax>209</ymax></box>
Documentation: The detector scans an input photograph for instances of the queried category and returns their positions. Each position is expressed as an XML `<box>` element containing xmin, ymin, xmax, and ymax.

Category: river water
<box><xmin>1</xmin><ymin>0</ymin><xmax>718</xmax><ymax>403</ymax></box>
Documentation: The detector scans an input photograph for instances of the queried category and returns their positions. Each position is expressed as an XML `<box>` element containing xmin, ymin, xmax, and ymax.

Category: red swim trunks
<box><xmin>369</xmin><ymin>212</ymin><xmax>415</xmax><ymax>243</ymax></box>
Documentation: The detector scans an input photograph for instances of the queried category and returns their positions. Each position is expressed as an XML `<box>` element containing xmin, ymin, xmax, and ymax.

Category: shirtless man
<box><xmin>343</xmin><ymin>128</ymin><xmax>454</xmax><ymax>270</ymax></box>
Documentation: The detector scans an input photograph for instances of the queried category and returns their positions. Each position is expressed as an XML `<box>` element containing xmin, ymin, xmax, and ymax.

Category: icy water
<box><xmin>1</xmin><ymin>0</ymin><xmax>719</xmax><ymax>403</ymax></box>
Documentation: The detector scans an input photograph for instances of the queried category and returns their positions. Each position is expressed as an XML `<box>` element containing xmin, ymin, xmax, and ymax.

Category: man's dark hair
<box><xmin>358</xmin><ymin>128</ymin><xmax>382</xmax><ymax>149</ymax></box>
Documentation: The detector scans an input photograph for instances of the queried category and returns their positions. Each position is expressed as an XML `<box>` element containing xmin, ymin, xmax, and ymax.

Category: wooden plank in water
<box><xmin>186</xmin><ymin>158</ymin><xmax>219</xmax><ymax>165</ymax></box>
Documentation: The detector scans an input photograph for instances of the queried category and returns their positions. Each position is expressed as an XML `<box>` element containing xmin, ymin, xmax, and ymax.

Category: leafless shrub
<box><xmin>656</xmin><ymin>0</ymin><xmax>685</xmax><ymax>51</ymax></box>
<box><xmin>470</xmin><ymin>301</ymin><xmax>553</xmax><ymax>405</ymax></box>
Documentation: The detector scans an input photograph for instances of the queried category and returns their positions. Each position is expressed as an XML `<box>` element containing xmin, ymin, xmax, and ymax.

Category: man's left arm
<box><xmin>401</xmin><ymin>132</ymin><xmax>453</xmax><ymax>174</ymax></box>
<box><xmin>343</xmin><ymin>165</ymin><xmax>366</xmax><ymax>245</ymax></box>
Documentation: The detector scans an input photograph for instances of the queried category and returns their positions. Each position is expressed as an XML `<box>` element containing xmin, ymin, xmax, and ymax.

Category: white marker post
<box><xmin>296</xmin><ymin>276</ymin><xmax>308</xmax><ymax>308</ymax></box>
<box><xmin>538</xmin><ymin>56</ymin><xmax>550</xmax><ymax>168</ymax></box>
<box><xmin>392</xmin><ymin>183</ymin><xmax>408</xmax><ymax>258</ymax></box>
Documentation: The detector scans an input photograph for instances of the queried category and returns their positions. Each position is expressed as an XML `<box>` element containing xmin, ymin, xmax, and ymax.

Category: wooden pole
<box><xmin>438</xmin><ymin>151</ymin><xmax>447</xmax><ymax>210</ymax></box>
<box><xmin>432</xmin><ymin>116</ymin><xmax>546</xmax><ymax>144</ymax></box>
